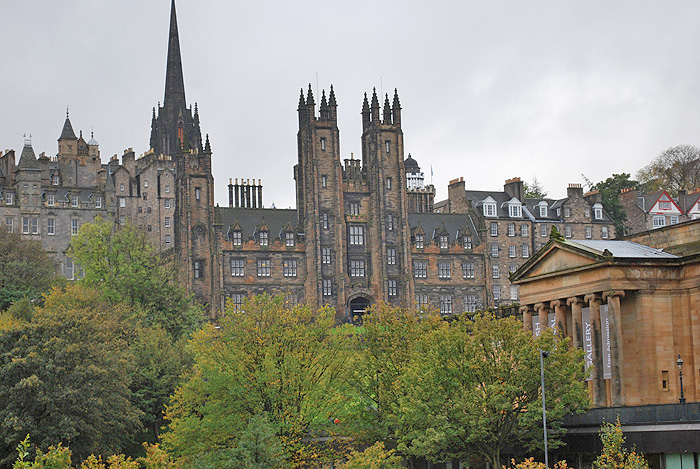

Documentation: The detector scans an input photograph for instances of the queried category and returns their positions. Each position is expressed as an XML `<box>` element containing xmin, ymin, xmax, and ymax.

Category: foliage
<box><xmin>162</xmin><ymin>294</ymin><xmax>352</xmax><ymax>467</ymax></box>
<box><xmin>68</xmin><ymin>218</ymin><xmax>203</xmax><ymax>340</ymax></box>
<box><xmin>0</xmin><ymin>227</ymin><xmax>58</xmax><ymax>311</ymax></box>
<box><xmin>337</xmin><ymin>442</ymin><xmax>403</xmax><ymax>469</ymax></box>
<box><xmin>593</xmin><ymin>419</ymin><xmax>649</xmax><ymax>469</ymax></box>
<box><xmin>0</xmin><ymin>285</ymin><xmax>143</xmax><ymax>464</ymax></box>
<box><xmin>524</xmin><ymin>177</ymin><xmax>548</xmax><ymax>199</ymax></box>
<box><xmin>586</xmin><ymin>173</ymin><xmax>637</xmax><ymax>237</ymax></box>
<box><xmin>396</xmin><ymin>313</ymin><xmax>589</xmax><ymax>468</ymax></box>
<box><xmin>636</xmin><ymin>144</ymin><xmax>700</xmax><ymax>196</ymax></box>
<box><xmin>505</xmin><ymin>457</ymin><xmax>570</xmax><ymax>469</ymax></box>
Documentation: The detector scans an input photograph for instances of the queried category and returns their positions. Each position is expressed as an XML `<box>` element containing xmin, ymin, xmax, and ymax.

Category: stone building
<box><xmin>620</xmin><ymin>186</ymin><xmax>700</xmax><ymax>234</ymax></box>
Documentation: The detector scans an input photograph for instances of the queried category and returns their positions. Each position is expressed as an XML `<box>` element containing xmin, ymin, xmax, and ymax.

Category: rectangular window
<box><xmin>119</xmin><ymin>215</ymin><xmax>125</xmax><ymax>225</ymax></box>
<box><xmin>139</xmin><ymin>207</ymin><xmax>143</xmax><ymax>214</ymax></box>
<box><xmin>509</xmin><ymin>205</ymin><xmax>522</xmax><ymax>218</ymax></box>
<box><xmin>462</xmin><ymin>262</ymin><xmax>475</xmax><ymax>279</ymax></box>
<box><xmin>563</xmin><ymin>225</ymin><xmax>571</xmax><ymax>238</ymax></box>
<box><xmin>508</xmin><ymin>223</ymin><xmax>515</xmax><ymax>237</ymax></box>
<box><xmin>385</xmin><ymin>141</ymin><xmax>391</xmax><ymax>153</ymax></box>
<box><xmin>283</xmin><ymin>259</ymin><xmax>297</xmax><ymax>277</ymax></box>
<box><xmin>483</xmin><ymin>203</ymin><xmax>496</xmax><ymax>217</ymax></box>
<box><xmin>231</xmin><ymin>258</ymin><xmax>245</xmax><ymax>277</ymax></box>
<box><xmin>540</xmin><ymin>205</ymin><xmax>548</xmax><ymax>217</ymax></box>
<box><xmin>165</xmin><ymin>185</ymin><xmax>171</xmax><ymax>194</ymax></box>
<box><xmin>414</xmin><ymin>260</ymin><xmax>427</xmax><ymax>278</ymax></box>
<box><xmin>509</xmin><ymin>264</ymin><xmax>518</xmax><ymax>273</ymax></box>
<box><xmin>439</xmin><ymin>295</ymin><xmax>452</xmax><ymax>314</ymax></box>
<box><xmin>492</xmin><ymin>265</ymin><xmax>500</xmax><ymax>278</ymax></box>
<box><xmin>95</xmin><ymin>196</ymin><xmax>102</xmax><ymax>208</ymax></box>
<box><xmin>463</xmin><ymin>295</ymin><xmax>478</xmax><ymax>313</ymax></box>
<box><xmin>232</xmin><ymin>231</ymin><xmax>242</xmax><ymax>246</ymax></box>
<box><xmin>439</xmin><ymin>235</ymin><xmax>448</xmax><ymax>249</ymax></box>
<box><xmin>322</xmin><ymin>212</ymin><xmax>329</xmax><ymax>230</ymax></box>
<box><xmin>322</xmin><ymin>247</ymin><xmax>331</xmax><ymax>264</ymax></box>
<box><xmin>387</xmin><ymin>214</ymin><xmax>393</xmax><ymax>231</ymax></box>
<box><xmin>6</xmin><ymin>193</ymin><xmax>13</xmax><ymax>205</ymax></box>
<box><xmin>193</xmin><ymin>261</ymin><xmax>202</xmax><ymax>279</ymax></box>
<box><xmin>387</xmin><ymin>279</ymin><xmax>397</xmax><ymax>297</ymax></box>
<box><xmin>464</xmin><ymin>236</ymin><xmax>472</xmax><ymax>249</ymax></box>
<box><xmin>285</xmin><ymin>232</ymin><xmax>295</xmax><ymax>247</ymax></box>
<box><xmin>259</xmin><ymin>231</ymin><xmax>268</xmax><ymax>246</ymax></box>
<box><xmin>71</xmin><ymin>219</ymin><xmax>79</xmax><ymax>236</ymax></box>
<box><xmin>350</xmin><ymin>259</ymin><xmax>365</xmax><ymax>277</ymax></box>
<box><xmin>564</xmin><ymin>207</ymin><xmax>571</xmax><ymax>218</ymax></box>
<box><xmin>31</xmin><ymin>218</ymin><xmax>38</xmax><ymax>235</ymax></box>
<box><xmin>510</xmin><ymin>285</ymin><xmax>519</xmax><ymax>300</ymax></box>
<box><xmin>229</xmin><ymin>293</ymin><xmax>244</xmax><ymax>311</ymax></box>
<box><xmin>349</xmin><ymin>202</ymin><xmax>359</xmax><ymax>216</ymax></box>
<box><xmin>5</xmin><ymin>217</ymin><xmax>13</xmax><ymax>233</ymax></box>
<box><xmin>491</xmin><ymin>243</ymin><xmax>499</xmax><ymax>257</ymax></box>
<box><xmin>653</xmin><ymin>216</ymin><xmax>665</xmax><ymax>228</ymax></box>
<box><xmin>322</xmin><ymin>175</ymin><xmax>327</xmax><ymax>188</ymax></box>
<box><xmin>322</xmin><ymin>279</ymin><xmax>332</xmax><ymax>296</ymax></box>
<box><xmin>670</xmin><ymin>216</ymin><xmax>679</xmax><ymax>225</ymax></box>
<box><xmin>195</xmin><ymin>187</ymin><xmax>201</xmax><ymax>201</ymax></box>
<box><xmin>387</xmin><ymin>177</ymin><xmax>392</xmax><ymax>190</ymax></box>
<box><xmin>387</xmin><ymin>247</ymin><xmax>396</xmax><ymax>265</ymax></box>
<box><xmin>601</xmin><ymin>226</ymin><xmax>609</xmax><ymax>239</ymax></box>
<box><xmin>585</xmin><ymin>208</ymin><xmax>591</xmax><ymax>218</ymax></box>
<box><xmin>585</xmin><ymin>226</ymin><xmax>592</xmax><ymax>239</ymax></box>
<box><xmin>438</xmin><ymin>262</ymin><xmax>451</xmax><ymax>279</ymax></box>
<box><xmin>415</xmin><ymin>234</ymin><xmax>424</xmax><ymax>249</ymax></box>
<box><xmin>521</xmin><ymin>224</ymin><xmax>528</xmax><ymax>237</ymax></box>
<box><xmin>257</xmin><ymin>259</ymin><xmax>271</xmax><ymax>277</ymax></box>
<box><xmin>65</xmin><ymin>257</ymin><xmax>74</xmax><ymax>280</ymax></box>
<box><xmin>416</xmin><ymin>294</ymin><xmax>429</xmax><ymax>309</ymax></box>
<box><xmin>165</xmin><ymin>217</ymin><xmax>171</xmax><ymax>228</ymax></box>
<box><xmin>22</xmin><ymin>217</ymin><xmax>30</xmax><ymax>234</ymax></box>
<box><xmin>595</xmin><ymin>208</ymin><xmax>603</xmax><ymax>219</ymax></box>
<box><xmin>522</xmin><ymin>245</ymin><xmax>530</xmax><ymax>258</ymax></box>
<box><xmin>120</xmin><ymin>183</ymin><xmax>125</xmax><ymax>192</ymax></box>
<box><xmin>349</xmin><ymin>225</ymin><xmax>364</xmax><ymax>245</ymax></box>
<box><xmin>320</xmin><ymin>138</ymin><xmax>327</xmax><ymax>151</ymax></box>
<box><xmin>490</xmin><ymin>222</ymin><xmax>498</xmax><ymax>236</ymax></box>
<box><xmin>165</xmin><ymin>234</ymin><xmax>171</xmax><ymax>245</ymax></box>
<box><xmin>47</xmin><ymin>194</ymin><xmax>55</xmax><ymax>207</ymax></box>
<box><xmin>164</xmin><ymin>199</ymin><xmax>171</xmax><ymax>209</ymax></box>
<box><xmin>661</xmin><ymin>370</ymin><xmax>669</xmax><ymax>391</ymax></box>
<box><xmin>119</xmin><ymin>197</ymin><xmax>126</xmax><ymax>208</ymax></box>
<box><xmin>493</xmin><ymin>285</ymin><xmax>501</xmax><ymax>300</ymax></box>
<box><xmin>540</xmin><ymin>224</ymin><xmax>547</xmax><ymax>237</ymax></box>
<box><xmin>659</xmin><ymin>201</ymin><xmax>671</xmax><ymax>210</ymax></box>
<box><xmin>47</xmin><ymin>218</ymin><xmax>55</xmax><ymax>235</ymax></box>
<box><xmin>509</xmin><ymin>245</ymin><xmax>516</xmax><ymax>257</ymax></box>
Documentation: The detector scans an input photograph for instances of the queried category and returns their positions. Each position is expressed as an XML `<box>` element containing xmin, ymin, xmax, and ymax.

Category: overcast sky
<box><xmin>2</xmin><ymin>0</ymin><xmax>700</xmax><ymax>208</ymax></box>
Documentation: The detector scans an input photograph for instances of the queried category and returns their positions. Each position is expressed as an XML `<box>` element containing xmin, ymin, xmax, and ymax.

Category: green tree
<box><xmin>524</xmin><ymin>177</ymin><xmax>548</xmax><ymax>199</ymax></box>
<box><xmin>162</xmin><ymin>294</ymin><xmax>352</xmax><ymax>468</ymax></box>
<box><xmin>586</xmin><ymin>173</ymin><xmax>637</xmax><ymax>237</ymax></box>
<box><xmin>593</xmin><ymin>419</ymin><xmax>649</xmax><ymax>469</ymax></box>
<box><xmin>68</xmin><ymin>218</ymin><xmax>203</xmax><ymax>340</ymax></box>
<box><xmin>0</xmin><ymin>228</ymin><xmax>58</xmax><ymax>311</ymax></box>
<box><xmin>337</xmin><ymin>442</ymin><xmax>403</xmax><ymax>469</ymax></box>
<box><xmin>636</xmin><ymin>144</ymin><xmax>700</xmax><ymax>196</ymax></box>
<box><xmin>0</xmin><ymin>285</ymin><xmax>143</xmax><ymax>465</ymax></box>
<box><xmin>397</xmin><ymin>313</ymin><xmax>589</xmax><ymax>468</ymax></box>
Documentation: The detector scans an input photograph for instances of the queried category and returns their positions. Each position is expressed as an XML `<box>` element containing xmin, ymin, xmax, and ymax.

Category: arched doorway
<box><xmin>348</xmin><ymin>296</ymin><xmax>371</xmax><ymax>325</ymax></box>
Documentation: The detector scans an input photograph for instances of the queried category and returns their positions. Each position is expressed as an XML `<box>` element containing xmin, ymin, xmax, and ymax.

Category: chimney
<box><xmin>566</xmin><ymin>183</ymin><xmax>583</xmax><ymax>198</ymax></box>
<box><xmin>504</xmin><ymin>177</ymin><xmax>524</xmax><ymax>201</ymax></box>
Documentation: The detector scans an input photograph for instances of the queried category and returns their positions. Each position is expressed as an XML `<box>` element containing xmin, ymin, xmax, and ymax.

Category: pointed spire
<box><xmin>204</xmin><ymin>134</ymin><xmax>211</xmax><ymax>154</ymax></box>
<box><xmin>164</xmin><ymin>0</ymin><xmax>186</xmax><ymax>110</ymax></box>
<box><xmin>58</xmin><ymin>111</ymin><xmax>78</xmax><ymax>141</ymax></box>
<box><xmin>392</xmin><ymin>88</ymin><xmax>402</xmax><ymax>126</ymax></box>
<box><xmin>306</xmin><ymin>83</ymin><xmax>315</xmax><ymax>107</ymax></box>
<box><xmin>319</xmin><ymin>89</ymin><xmax>329</xmax><ymax>119</ymax></box>
<box><xmin>361</xmin><ymin>92</ymin><xmax>370</xmax><ymax>129</ymax></box>
<box><xmin>298</xmin><ymin>88</ymin><xmax>306</xmax><ymax>109</ymax></box>
<box><xmin>328</xmin><ymin>85</ymin><xmax>337</xmax><ymax>106</ymax></box>
<box><xmin>371</xmin><ymin>87</ymin><xmax>380</xmax><ymax>122</ymax></box>
<box><xmin>383</xmin><ymin>93</ymin><xmax>392</xmax><ymax>124</ymax></box>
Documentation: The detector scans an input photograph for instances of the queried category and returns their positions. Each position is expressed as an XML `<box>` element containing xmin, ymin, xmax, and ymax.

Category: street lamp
<box><xmin>540</xmin><ymin>349</ymin><xmax>549</xmax><ymax>468</ymax></box>
<box><xmin>677</xmin><ymin>354</ymin><xmax>686</xmax><ymax>404</ymax></box>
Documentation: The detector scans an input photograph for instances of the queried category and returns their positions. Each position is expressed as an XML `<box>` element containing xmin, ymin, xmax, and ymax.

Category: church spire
<box><xmin>164</xmin><ymin>0</ymin><xmax>186</xmax><ymax>110</ymax></box>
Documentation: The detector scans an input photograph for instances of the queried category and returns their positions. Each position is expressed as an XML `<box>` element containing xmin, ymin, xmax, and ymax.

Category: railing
<box><xmin>563</xmin><ymin>402</ymin><xmax>700</xmax><ymax>427</ymax></box>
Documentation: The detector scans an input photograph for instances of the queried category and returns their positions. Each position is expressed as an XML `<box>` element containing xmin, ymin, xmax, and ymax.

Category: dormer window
<box><xmin>509</xmin><ymin>204</ymin><xmax>522</xmax><ymax>218</ymax></box>
<box><xmin>259</xmin><ymin>231</ymin><xmax>269</xmax><ymax>246</ymax></box>
<box><xmin>483</xmin><ymin>202</ymin><xmax>497</xmax><ymax>217</ymax></box>
<box><xmin>285</xmin><ymin>232</ymin><xmax>295</xmax><ymax>247</ymax></box>
<box><xmin>415</xmin><ymin>233</ymin><xmax>424</xmax><ymax>249</ymax></box>
<box><xmin>439</xmin><ymin>235</ymin><xmax>448</xmax><ymax>249</ymax></box>
<box><xmin>538</xmin><ymin>201</ymin><xmax>548</xmax><ymax>218</ymax></box>
<box><xmin>464</xmin><ymin>235</ymin><xmax>472</xmax><ymax>250</ymax></box>
<box><xmin>6</xmin><ymin>193</ymin><xmax>13</xmax><ymax>205</ymax></box>
<box><xmin>232</xmin><ymin>230</ymin><xmax>242</xmax><ymax>246</ymax></box>
<box><xmin>593</xmin><ymin>203</ymin><xmax>603</xmax><ymax>220</ymax></box>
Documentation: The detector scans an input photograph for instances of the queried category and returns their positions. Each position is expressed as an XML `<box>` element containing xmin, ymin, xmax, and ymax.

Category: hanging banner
<box><xmin>548</xmin><ymin>312</ymin><xmax>556</xmax><ymax>330</ymax></box>
<box><xmin>582</xmin><ymin>307</ymin><xmax>593</xmax><ymax>381</ymax></box>
<box><xmin>600</xmin><ymin>304</ymin><xmax>612</xmax><ymax>380</ymax></box>
<box><xmin>532</xmin><ymin>316</ymin><xmax>540</xmax><ymax>337</ymax></box>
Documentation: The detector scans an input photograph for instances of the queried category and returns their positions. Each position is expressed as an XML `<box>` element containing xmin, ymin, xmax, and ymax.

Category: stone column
<box><xmin>603</xmin><ymin>290</ymin><xmax>626</xmax><ymax>406</ymax></box>
<box><xmin>534</xmin><ymin>302</ymin><xmax>550</xmax><ymax>337</ymax></box>
<box><xmin>567</xmin><ymin>296</ymin><xmax>584</xmax><ymax>349</ymax></box>
<box><xmin>584</xmin><ymin>293</ymin><xmax>605</xmax><ymax>407</ymax></box>
<box><xmin>551</xmin><ymin>299</ymin><xmax>567</xmax><ymax>337</ymax></box>
<box><xmin>520</xmin><ymin>305</ymin><xmax>534</xmax><ymax>333</ymax></box>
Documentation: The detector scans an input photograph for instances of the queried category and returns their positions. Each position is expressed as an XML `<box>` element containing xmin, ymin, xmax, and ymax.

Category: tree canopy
<box><xmin>636</xmin><ymin>144</ymin><xmax>700</xmax><ymax>195</ymax></box>
<box><xmin>524</xmin><ymin>177</ymin><xmax>548</xmax><ymax>199</ymax></box>
<box><xmin>586</xmin><ymin>173</ymin><xmax>637</xmax><ymax>237</ymax></box>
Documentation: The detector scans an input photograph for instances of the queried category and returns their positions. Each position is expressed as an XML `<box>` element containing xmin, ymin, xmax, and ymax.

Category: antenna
<box><xmin>315</xmin><ymin>72</ymin><xmax>319</xmax><ymax>114</ymax></box>
<box><xmin>380</xmin><ymin>75</ymin><xmax>383</xmax><ymax>99</ymax></box>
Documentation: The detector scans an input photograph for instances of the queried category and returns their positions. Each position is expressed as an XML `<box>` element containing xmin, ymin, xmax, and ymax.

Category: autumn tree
<box><xmin>636</xmin><ymin>144</ymin><xmax>700</xmax><ymax>195</ymax></box>
<box><xmin>593</xmin><ymin>419</ymin><xmax>649</xmax><ymax>469</ymax></box>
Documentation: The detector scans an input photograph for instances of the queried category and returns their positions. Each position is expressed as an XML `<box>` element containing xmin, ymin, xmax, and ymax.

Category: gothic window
<box><xmin>283</xmin><ymin>259</ymin><xmax>297</xmax><ymax>277</ymax></box>
<box><xmin>413</xmin><ymin>260</ymin><xmax>427</xmax><ymax>278</ymax></box>
<box><xmin>349</xmin><ymin>202</ymin><xmax>359</xmax><ymax>216</ymax></box>
<box><xmin>285</xmin><ymin>232</ymin><xmax>295</xmax><ymax>247</ymax></box>
<box><xmin>415</xmin><ymin>234</ymin><xmax>424</xmax><ymax>249</ymax></box>
<box><xmin>195</xmin><ymin>187</ymin><xmax>201</xmax><ymax>201</ymax></box>
<box><xmin>385</xmin><ymin>141</ymin><xmax>391</xmax><ymax>153</ymax></box>
<box><xmin>439</xmin><ymin>235</ymin><xmax>449</xmax><ymax>249</ymax></box>
<box><xmin>257</xmin><ymin>259</ymin><xmax>271</xmax><ymax>277</ymax></box>
<box><xmin>232</xmin><ymin>230</ymin><xmax>242</xmax><ymax>246</ymax></box>
<box><xmin>387</xmin><ymin>247</ymin><xmax>396</xmax><ymax>265</ymax></box>
<box><xmin>349</xmin><ymin>225</ymin><xmax>364</xmax><ymax>245</ymax></box>
<box><xmin>322</xmin><ymin>175</ymin><xmax>327</xmax><ymax>188</ymax></box>
<box><xmin>387</xmin><ymin>177</ymin><xmax>392</xmax><ymax>190</ymax></box>
<box><xmin>322</xmin><ymin>279</ymin><xmax>332</xmax><ymax>296</ymax></box>
<box><xmin>320</xmin><ymin>138</ymin><xmax>326</xmax><ymax>151</ymax></box>
<box><xmin>194</xmin><ymin>261</ymin><xmax>202</xmax><ymax>279</ymax></box>
<box><xmin>387</xmin><ymin>279</ymin><xmax>398</xmax><ymax>297</ymax></box>
<box><xmin>350</xmin><ymin>259</ymin><xmax>365</xmax><ymax>277</ymax></box>
<box><xmin>259</xmin><ymin>231</ymin><xmax>269</xmax><ymax>246</ymax></box>
<box><xmin>231</xmin><ymin>259</ymin><xmax>245</xmax><ymax>277</ymax></box>
<box><xmin>321</xmin><ymin>247</ymin><xmax>331</xmax><ymax>264</ymax></box>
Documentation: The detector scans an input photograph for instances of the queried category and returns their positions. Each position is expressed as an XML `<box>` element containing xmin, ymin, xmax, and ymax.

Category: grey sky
<box><xmin>2</xmin><ymin>0</ymin><xmax>699</xmax><ymax>208</ymax></box>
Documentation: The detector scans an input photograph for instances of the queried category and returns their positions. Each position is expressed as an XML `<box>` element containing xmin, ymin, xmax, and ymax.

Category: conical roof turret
<box><xmin>18</xmin><ymin>136</ymin><xmax>40</xmax><ymax>170</ymax></box>
<box><xmin>58</xmin><ymin>109</ymin><xmax>78</xmax><ymax>141</ymax></box>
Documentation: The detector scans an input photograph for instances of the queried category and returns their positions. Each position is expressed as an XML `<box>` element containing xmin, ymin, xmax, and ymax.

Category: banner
<box><xmin>532</xmin><ymin>316</ymin><xmax>540</xmax><ymax>337</ymax></box>
<box><xmin>582</xmin><ymin>307</ymin><xmax>593</xmax><ymax>381</ymax></box>
<box><xmin>548</xmin><ymin>312</ymin><xmax>556</xmax><ymax>333</ymax></box>
<box><xmin>600</xmin><ymin>304</ymin><xmax>612</xmax><ymax>380</ymax></box>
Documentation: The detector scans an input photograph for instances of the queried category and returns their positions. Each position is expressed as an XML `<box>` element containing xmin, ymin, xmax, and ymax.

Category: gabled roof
<box><xmin>217</xmin><ymin>207</ymin><xmax>298</xmax><ymax>242</ymax></box>
<box><xmin>408</xmin><ymin>212</ymin><xmax>479</xmax><ymax>243</ymax></box>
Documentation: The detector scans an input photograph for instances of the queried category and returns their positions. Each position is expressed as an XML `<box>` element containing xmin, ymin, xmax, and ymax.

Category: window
<box><xmin>95</xmin><ymin>196</ymin><xmax>102</xmax><ymax>208</ymax></box>
<box><xmin>661</xmin><ymin>370</ymin><xmax>669</xmax><ymax>391</ymax></box>
<box><xmin>565</xmin><ymin>225</ymin><xmax>572</xmax><ymax>238</ymax></box>
<box><xmin>320</xmin><ymin>138</ymin><xmax>327</xmax><ymax>151</ymax></box>
<box><xmin>415</xmin><ymin>234</ymin><xmax>424</xmax><ymax>249</ymax></box>
<box><xmin>540</xmin><ymin>224</ymin><xmax>547</xmax><ymax>237</ymax></box>
<box><xmin>439</xmin><ymin>295</ymin><xmax>452</xmax><ymax>314</ymax></box>
<box><xmin>47</xmin><ymin>218</ymin><xmax>55</xmax><ymax>235</ymax></box>
<box><xmin>71</xmin><ymin>219</ymin><xmax>79</xmax><ymax>236</ymax></box>
<box><xmin>22</xmin><ymin>217</ymin><xmax>30</xmax><ymax>234</ymax></box>
<box><xmin>585</xmin><ymin>226</ymin><xmax>592</xmax><ymax>239</ymax></box>
<box><xmin>492</xmin><ymin>265</ymin><xmax>500</xmax><ymax>278</ymax></box>
<box><xmin>47</xmin><ymin>194</ymin><xmax>55</xmax><ymax>207</ymax></box>
<box><xmin>164</xmin><ymin>199</ymin><xmax>171</xmax><ymax>209</ymax></box>
<box><xmin>259</xmin><ymin>231</ymin><xmax>269</xmax><ymax>246</ymax></box>
<box><xmin>464</xmin><ymin>235</ymin><xmax>472</xmax><ymax>249</ymax></box>
<box><xmin>119</xmin><ymin>197</ymin><xmax>126</xmax><ymax>208</ymax></box>
<box><xmin>148</xmin><ymin>225</ymin><xmax>153</xmax><ymax>232</ymax></box>
<box><xmin>119</xmin><ymin>215</ymin><xmax>125</xmax><ymax>225</ymax></box>
<box><xmin>387</xmin><ymin>279</ymin><xmax>397</xmax><ymax>296</ymax></box>
<box><xmin>653</xmin><ymin>216</ymin><xmax>665</xmax><ymax>228</ymax></box>
<box><xmin>462</xmin><ymin>262</ymin><xmax>475</xmax><ymax>279</ymax></box>
<box><xmin>285</xmin><ymin>232</ymin><xmax>295</xmax><ymax>247</ymax></box>
<box><xmin>508</xmin><ymin>223</ymin><xmax>515</xmax><ymax>237</ymax></box>
<box><xmin>594</xmin><ymin>204</ymin><xmax>603</xmax><ymax>220</ymax></box>
<box><xmin>322</xmin><ymin>212</ymin><xmax>329</xmax><ymax>230</ymax></box>
<box><xmin>5</xmin><ymin>217</ymin><xmax>13</xmax><ymax>232</ymax></box>
<box><xmin>143</xmin><ymin>193</ymin><xmax>148</xmax><ymax>201</ymax></box>
<box><xmin>416</xmin><ymin>294</ymin><xmax>428</xmax><ymax>309</ymax></box>
<box><xmin>387</xmin><ymin>248</ymin><xmax>396</xmax><ymax>265</ymax></box>
<box><xmin>283</xmin><ymin>259</ymin><xmax>297</xmax><ymax>277</ymax></box>
<box><xmin>438</xmin><ymin>262</ymin><xmax>451</xmax><ymax>279</ymax></box>
<box><xmin>65</xmin><ymin>257</ymin><xmax>74</xmax><ymax>280</ymax></box>
<box><xmin>165</xmin><ymin>217</ymin><xmax>171</xmax><ymax>228</ymax></box>
<box><xmin>483</xmin><ymin>202</ymin><xmax>496</xmax><ymax>217</ymax></box>
<box><xmin>322</xmin><ymin>279</ymin><xmax>332</xmax><ymax>296</ymax></box>
<box><xmin>387</xmin><ymin>214</ymin><xmax>394</xmax><ymax>231</ymax></box>
<box><xmin>195</xmin><ymin>187</ymin><xmax>201</xmax><ymax>201</ymax></box>
<box><xmin>510</xmin><ymin>285</ymin><xmax>519</xmax><ymax>300</ymax></box>
<box><xmin>147</xmin><ymin>207</ymin><xmax>152</xmax><ymax>214</ymax></box>
<box><xmin>585</xmin><ymin>208</ymin><xmax>591</xmax><ymax>218</ymax></box>
<box><xmin>120</xmin><ymin>183</ymin><xmax>125</xmax><ymax>192</ymax></box>
<box><xmin>670</xmin><ymin>216</ymin><xmax>679</xmax><ymax>225</ymax></box>
<box><xmin>229</xmin><ymin>293</ymin><xmax>245</xmax><ymax>311</ymax></box>
<box><xmin>521</xmin><ymin>224</ymin><xmax>528</xmax><ymax>237</ymax></box>
<box><xmin>490</xmin><ymin>243</ymin><xmax>499</xmax><ymax>257</ymax></box>
<box><xmin>385</xmin><ymin>141</ymin><xmax>391</xmax><ymax>153</ymax></box>
<box><xmin>509</xmin><ymin>204</ymin><xmax>522</xmax><ymax>218</ymax></box>
<box><xmin>509</xmin><ymin>264</ymin><xmax>518</xmax><ymax>273</ymax></box>
<box><xmin>439</xmin><ymin>235</ymin><xmax>448</xmax><ymax>249</ymax></box>
<box><xmin>522</xmin><ymin>245</ymin><xmax>529</xmax><ymax>258</ymax></box>
<box><xmin>232</xmin><ymin>230</ymin><xmax>242</xmax><ymax>246</ymax></box>
<box><xmin>539</xmin><ymin>203</ymin><xmax>548</xmax><ymax>218</ymax></box>
<box><xmin>322</xmin><ymin>247</ymin><xmax>331</xmax><ymax>264</ymax></box>
<box><xmin>659</xmin><ymin>201</ymin><xmax>671</xmax><ymax>210</ymax></box>
<box><xmin>602</xmin><ymin>226</ymin><xmax>609</xmax><ymax>239</ymax></box>
<box><xmin>193</xmin><ymin>261</ymin><xmax>202</xmax><ymax>279</ymax></box>
<box><xmin>509</xmin><ymin>245</ymin><xmax>516</xmax><ymax>257</ymax></box>
<box><xmin>350</xmin><ymin>259</ymin><xmax>365</xmax><ymax>277</ymax></box>
<box><xmin>322</xmin><ymin>175</ymin><xmax>327</xmax><ymax>188</ymax></box>
<box><xmin>464</xmin><ymin>295</ymin><xmax>478</xmax><ymax>313</ymax></box>
<box><xmin>257</xmin><ymin>259</ymin><xmax>271</xmax><ymax>277</ymax></box>
<box><xmin>349</xmin><ymin>225</ymin><xmax>364</xmax><ymax>245</ymax></box>
<box><xmin>231</xmin><ymin>259</ymin><xmax>245</xmax><ymax>277</ymax></box>
<box><xmin>493</xmin><ymin>285</ymin><xmax>501</xmax><ymax>300</ymax></box>
<box><xmin>31</xmin><ymin>218</ymin><xmax>38</xmax><ymax>235</ymax></box>
<box><xmin>165</xmin><ymin>234</ymin><xmax>171</xmax><ymax>245</ymax></box>
<box><xmin>53</xmin><ymin>175</ymin><xmax>59</xmax><ymax>185</ymax></box>
<box><xmin>165</xmin><ymin>185</ymin><xmax>171</xmax><ymax>194</ymax></box>
<box><xmin>414</xmin><ymin>260</ymin><xmax>427</xmax><ymax>278</ymax></box>
<box><xmin>563</xmin><ymin>207</ymin><xmax>570</xmax><ymax>217</ymax></box>
<box><xmin>490</xmin><ymin>222</ymin><xmax>498</xmax><ymax>236</ymax></box>
<box><xmin>387</xmin><ymin>177</ymin><xmax>392</xmax><ymax>190</ymax></box>
<box><xmin>349</xmin><ymin>202</ymin><xmax>359</xmax><ymax>216</ymax></box>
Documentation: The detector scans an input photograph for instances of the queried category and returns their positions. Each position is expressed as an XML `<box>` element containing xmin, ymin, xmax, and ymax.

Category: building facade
<box><xmin>620</xmin><ymin>186</ymin><xmax>700</xmax><ymax>234</ymax></box>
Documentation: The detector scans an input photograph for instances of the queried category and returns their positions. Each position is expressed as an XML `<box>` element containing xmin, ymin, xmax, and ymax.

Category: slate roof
<box><xmin>217</xmin><ymin>207</ymin><xmax>298</xmax><ymax>241</ymax></box>
<box><xmin>568</xmin><ymin>240</ymin><xmax>678</xmax><ymax>259</ymax></box>
<box><xmin>408</xmin><ymin>212</ymin><xmax>480</xmax><ymax>243</ymax></box>
<box><xmin>59</xmin><ymin>117</ymin><xmax>78</xmax><ymax>141</ymax></box>
<box><xmin>17</xmin><ymin>144</ymin><xmax>40</xmax><ymax>170</ymax></box>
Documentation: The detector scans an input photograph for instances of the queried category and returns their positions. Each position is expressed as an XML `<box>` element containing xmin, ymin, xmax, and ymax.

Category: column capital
<box><xmin>534</xmin><ymin>302</ymin><xmax>549</xmax><ymax>312</ymax></box>
<box><xmin>519</xmin><ymin>305</ymin><xmax>534</xmax><ymax>314</ymax></box>
<box><xmin>602</xmin><ymin>290</ymin><xmax>625</xmax><ymax>301</ymax></box>
<box><xmin>584</xmin><ymin>293</ymin><xmax>602</xmax><ymax>304</ymax></box>
<box><xmin>567</xmin><ymin>296</ymin><xmax>584</xmax><ymax>306</ymax></box>
<box><xmin>550</xmin><ymin>299</ymin><xmax>563</xmax><ymax>309</ymax></box>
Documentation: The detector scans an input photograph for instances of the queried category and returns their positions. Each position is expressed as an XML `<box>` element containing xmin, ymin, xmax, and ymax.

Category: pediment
<box><xmin>513</xmin><ymin>242</ymin><xmax>603</xmax><ymax>281</ymax></box>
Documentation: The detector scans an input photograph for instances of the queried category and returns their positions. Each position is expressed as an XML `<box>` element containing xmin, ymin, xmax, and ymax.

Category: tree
<box><xmin>68</xmin><ymin>218</ymin><xmax>203</xmax><ymax>340</ymax></box>
<box><xmin>337</xmin><ymin>442</ymin><xmax>403</xmax><ymax>469</ymax></box>
<box><xmin>396</xmin><ymin>313</ymin><xmax>589</xmax><ymax>467</ymax></box>
<box><xmin>524</xmin><ymin>177</ymin><xmax>548</xmax><ymax>199</ymax></box>
<box><xmin>162</xmin><ymin>294</ymin><xmax>352</xmax><ymax>467</ymax></box>
<box><xmin>636</xmin><ymin>144</ymin><xmax>700</xmax><ymax>195</ymax></box>
<box><xmin>0</xmin><ymin>228</ymin><xmax>59</xmax><ymax>310</ymax></box>
<box><xmin>593</xmin><ymin>419</ymin><xmax>649</xmax><ymax>469</ymax></box>
<box><xmin>587</xmin><ymin>173</ymin><xmax>637</xmax><ymax>237</ymax></box>
<box><xmin>0</xmin><ymin>285</ymin><xmax>143</xmax><ymax>464</ymax></box>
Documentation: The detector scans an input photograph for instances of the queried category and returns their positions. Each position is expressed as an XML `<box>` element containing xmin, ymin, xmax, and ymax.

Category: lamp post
<box><xmin>677</xmin><ymin>354</ymin><xmax>686</xmax><ymax>404</ymax></box>
<box><xmin>540</xmin><ymin>349</ymin><xmax>549</xmax><ymax>468</ymax></box>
